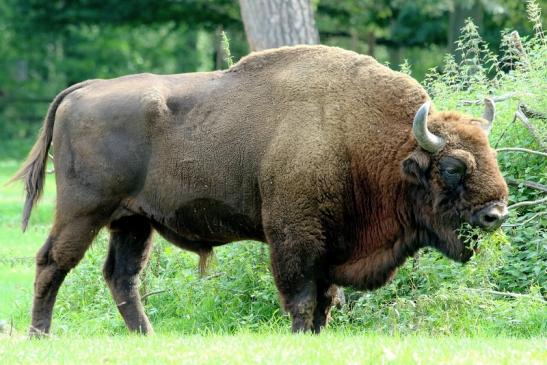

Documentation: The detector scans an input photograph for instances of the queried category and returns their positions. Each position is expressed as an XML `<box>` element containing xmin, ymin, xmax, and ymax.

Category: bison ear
<box><xmin>402</xmin><ymin>150</ymin><xmax>431</xmax><ymax>186</ymax></box>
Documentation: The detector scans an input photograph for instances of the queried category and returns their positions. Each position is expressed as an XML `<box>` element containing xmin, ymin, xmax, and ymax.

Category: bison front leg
<box><xmin>267</xmin><ymin>225</ymin><xmax>325</xmax><ymax>333</ymax></box>
<box><xmin>312</xmin><ymin>283</ymin><xmax>343</xmax><ymax>333</ymax></box>
<box><xmin>284</xmin><ymin>282</ymin><xmax>317</xmax><ymax>333</ymax></box>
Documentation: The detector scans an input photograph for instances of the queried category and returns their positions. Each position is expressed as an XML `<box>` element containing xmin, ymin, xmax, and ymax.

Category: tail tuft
<box><xmin>198</xmin><ymin>248</ymin><xmax>214</xmax><ymax>276</ymax></box>
<box><xmin>8</xmin><ymin>124</ymin><xmax>53</xmax><ymax>232</ymax></box>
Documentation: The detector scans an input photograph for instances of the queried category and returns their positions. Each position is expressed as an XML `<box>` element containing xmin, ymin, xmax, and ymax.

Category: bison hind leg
<box><xmin>30</xmin><ymin>215</ymin><xmax>104</xmax><ymax>337</ymax></box>
<box><xmin>103</xmin><ymin>215</ymin><xmax>154</xmax><ymax>334</ymax></box>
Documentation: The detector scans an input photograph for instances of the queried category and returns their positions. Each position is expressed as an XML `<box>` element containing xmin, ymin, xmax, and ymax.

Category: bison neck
<box><xmin>330</xmin><ymin>185</ymin><xmax>421</xmax><ymax>290</ymax></box>
<box><xmin>330</xmin><ymin>139</ymin><xmax>422</xmax><ymax>290</ymax></box>
<box><xmin>330</xmin><ymin>237</ymin><xmax>419</xmax><ymax>290</ymax></box>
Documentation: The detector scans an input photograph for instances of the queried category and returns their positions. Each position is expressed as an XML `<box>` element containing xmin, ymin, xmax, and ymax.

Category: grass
<box><xmin>0</xmin><ymin>334</ymin><xmax>546</xmax><ymax>365</ymax></box>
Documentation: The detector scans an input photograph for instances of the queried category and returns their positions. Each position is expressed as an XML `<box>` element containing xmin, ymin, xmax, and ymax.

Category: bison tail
<box><xmin>8</xmin><ymin>80</ymin><xmax>96</xmax><ymax>232</ymax></box>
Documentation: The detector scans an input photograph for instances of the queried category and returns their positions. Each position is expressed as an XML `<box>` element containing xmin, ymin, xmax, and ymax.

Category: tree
<box><xmin>239</xmin><ymin>0</ymin><xmax>319</xmax><ymax>51</ymax></box>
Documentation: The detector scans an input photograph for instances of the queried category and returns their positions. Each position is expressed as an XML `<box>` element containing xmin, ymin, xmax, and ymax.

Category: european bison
<box><xmin>13</xmin><ymin>45</ymin><xmax>508</xmax><ymax>336</ymax></box>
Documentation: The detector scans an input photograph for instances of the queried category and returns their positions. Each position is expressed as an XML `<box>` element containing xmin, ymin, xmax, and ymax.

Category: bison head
<box><xmin>402</xmin><ymin>99</ymin><xmax>508</xmax><ymax>262</ymax></box>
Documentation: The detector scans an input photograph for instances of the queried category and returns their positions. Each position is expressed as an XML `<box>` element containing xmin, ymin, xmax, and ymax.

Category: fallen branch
<box><xmin>515</xmin><ymin>106</ymin><xmax>547</xmax><ymax>152</ymax></box>
<box><xmin>503</xmin><ymin>211</ymin><xmax>547</xmax><ymax>227</ymax></box>
<box><xmin>521</xmin><ymin>104</ymin><xmax>547</xmax><ymax>120</ymax></box>
<box><xmin>465</xmin><ymin>288</ymin><xmax>545</xmax><ymax>302</ymax></box>
<box><xmin>140</xmin><ymin>273</ymin><xmax>223</xmax><ymax>301</ymax></box>
<box><xmin>141</xmin><ymin>289</ymin><xmax>167</xmax><ymax>301</ymax></box>
<box><xmin>496</xmin><ymin>147</ymin><xmax>547</xmax><ymax>158</ymax></box>
<box><xmin>505</xmin><ymin>178</ymin><xmax>547</xmax><ymax>193</ymax></box>
<box><xmin>508</xmin><ymin>196</ymin><xmax>547</xmax><ymax>210</ymax></box>
<box><xmin>459</xmin><ymin>92</ymin><xmax>519</xmax><ymax>106</ymax></box>
<box><xmin>202</xmin><ymin>272</ymin><xmax>224</xmax><ymax>280</ymax></box>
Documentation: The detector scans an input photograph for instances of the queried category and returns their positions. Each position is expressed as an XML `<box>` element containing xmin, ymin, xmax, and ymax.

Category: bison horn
<box><xmin>412</xmin><ymin>101</ymin><xmax>445</xmax><ymax>153</ymax></box>
<box><xmin>481</xmin><ymin>97</ymin><xmax>495</xmax><ymax>134</ymax></box>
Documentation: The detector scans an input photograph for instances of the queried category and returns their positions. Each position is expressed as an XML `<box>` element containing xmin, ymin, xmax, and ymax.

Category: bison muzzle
<box><xmin>12</xmin><ymin>45</ymin><xmax>508</xmax><ymax>336</ymax></box>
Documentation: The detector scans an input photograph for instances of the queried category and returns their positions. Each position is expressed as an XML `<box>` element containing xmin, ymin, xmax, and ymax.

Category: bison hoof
<box><xmin>28</xmin><ymin>326</ymin><xmax>50</xmax><ymax>339</ymax></box>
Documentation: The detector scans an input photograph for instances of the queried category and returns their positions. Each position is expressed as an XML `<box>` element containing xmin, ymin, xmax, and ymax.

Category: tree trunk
<box><xmin>239</xmin><ymin>0</ymin><xmax>319</xmax><ymax>51</ymax></box>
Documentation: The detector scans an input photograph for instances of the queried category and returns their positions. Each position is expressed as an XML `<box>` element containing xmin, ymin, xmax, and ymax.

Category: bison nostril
<box><xmin>483</xmin><ymin>214</ymin><xmax>498</xmax><ymax>223</ymax></box>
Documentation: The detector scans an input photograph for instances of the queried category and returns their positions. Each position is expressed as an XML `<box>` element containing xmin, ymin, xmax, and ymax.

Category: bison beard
<box><xmin>12</xmin><ymin>45</ymin><xmax>508</xmax><ymax>336</ymax></box>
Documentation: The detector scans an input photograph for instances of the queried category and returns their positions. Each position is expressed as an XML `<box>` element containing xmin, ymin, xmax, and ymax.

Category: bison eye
<box><xmin>440</xmin><ymin>157</ymin><xmax>466</xmax><ymax>187</ymax></box>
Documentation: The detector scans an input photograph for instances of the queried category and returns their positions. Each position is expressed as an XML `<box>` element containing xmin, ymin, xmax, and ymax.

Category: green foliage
<box><xmin>0</xmin><ymin>2</ymin><xmax>248</xmax><ymax>153</ymax></box>
<box><xmin>11</xmin><ymin>0</ymin><xmax>241</xmax><ymax>32</ymax></box>
<box><xmin>424</xmin><ymin>6</ymin><xmax>546</xmax><ymax>297</ymax></box>
<box><xmin>526</xmin><ymin>0</ymin><xmax>546</xmax><ymax>41</ymax></box>
<box><xmin>220</xmin><ymin>30</ymin><xmax>234</xmax><ymax>68</ymax></box>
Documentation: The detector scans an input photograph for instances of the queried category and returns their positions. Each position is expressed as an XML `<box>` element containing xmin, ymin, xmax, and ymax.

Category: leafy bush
<box><xmin>422</xmin><ymin>2</ymin><xmax>546</xmax><ymax>296</ymax></box>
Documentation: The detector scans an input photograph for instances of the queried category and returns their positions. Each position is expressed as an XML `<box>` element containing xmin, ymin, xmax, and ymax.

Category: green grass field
<box><xmin>0</xmin><ymin>334</ymin><xmax>546</xmax><ymax>365</ymax></box>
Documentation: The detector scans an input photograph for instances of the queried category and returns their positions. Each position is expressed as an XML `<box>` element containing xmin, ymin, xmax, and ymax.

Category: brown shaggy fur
<box><xmin>13</xmin><ymin>45</ymin><xmax>508</xmax><ymax>336</ymax></box>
